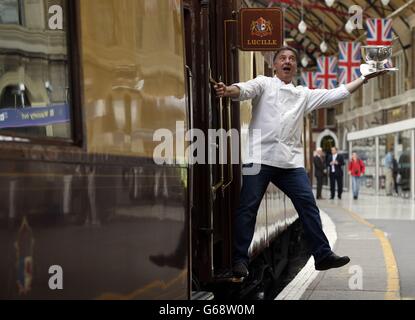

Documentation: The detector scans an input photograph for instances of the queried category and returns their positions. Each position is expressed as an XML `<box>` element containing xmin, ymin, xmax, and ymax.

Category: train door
<box><xmin>208</xmin><ymin>0</ymin><xmax>240</xmax><ymax>280</ymax></box>
<box><xmin>186</xmin><ymin>0</ymin><xmax>218</xmax><ymax>286</ymax></box>
<box><xmin>183</xmin><ymin>0</ymin><xmax>216</xmax><ymax>292</ymax></box>
<box><xmin>183</xmin><ymin>0</ymin><xmax>239</xmax><ymax>291</ymax></box>
<box><xmin>209</xmin><ymin>0</ymin><xmax>229</xmax><ymax>279</ymax></box>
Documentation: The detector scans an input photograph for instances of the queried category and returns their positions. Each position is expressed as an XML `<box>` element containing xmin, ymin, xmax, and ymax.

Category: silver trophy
<box><xmin>360</xmin><ymin>45</ymin><xmax>398</xmax><ymax>76</ymax></box>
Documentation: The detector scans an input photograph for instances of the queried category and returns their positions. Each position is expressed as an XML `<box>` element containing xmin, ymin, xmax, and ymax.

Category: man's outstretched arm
<box><xmin>214</xmin><ymin>76</ymin><xmax>267</xmax><ymax>100</ymax></box>
<box><xmin>214</xmin><ymin>83</ymin><xmax>240</xmax><ymax>98</ymax></box>
<box><xmin>306</xmin><ymin>70</ymin><xmax>389</xmax><ymax>113</ymax></box>
<box><xmin>345</xmin><ymin>70</ymin><xmax>388</xmax><ymax>94</ymax></box>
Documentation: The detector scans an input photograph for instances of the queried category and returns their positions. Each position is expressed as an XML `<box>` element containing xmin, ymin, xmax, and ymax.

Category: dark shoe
<box><xmin>232</xmin><ymin>262</ymin><xmax>249</xmax><ymax>278</ymax></box>
<box><xmin>353</xmin><ymin>196</ymin><xmax>358</xmax><ymax>200</ymax></box>
<box><xmin>338</xmin><ymin>196</ymin><xmax>342</xmax><ymax>199</ymax></box>
<box><xmin>330</xmin><ymin>197</ymin><xmax>334</xmax><ymax>200</ymax></box>
<box><xmin>149</xmin><ymin>254</ymin><xmax>166</xmax><ymax>267</ymax></box>
<box><xmin>149</xmin><ymin>254</ymin><xmax>185</xmax><ymax>269</ymax></box>
<box><xmin>315</xmin><ymin>253</ymin><xmax>350</xmax><ymax>271</ymax></box>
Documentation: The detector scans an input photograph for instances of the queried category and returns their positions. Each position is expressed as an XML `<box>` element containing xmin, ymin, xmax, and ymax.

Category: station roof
<box><xmin>248</xmin><ymin>0</ymin><xmax>414</xmax><ymax>60</ymax></box>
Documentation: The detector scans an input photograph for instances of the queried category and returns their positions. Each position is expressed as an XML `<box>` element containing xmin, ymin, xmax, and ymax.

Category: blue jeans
<box><xmin>352</xmin><ymin>176</ymin><xmax>361</xmax><ymax>197</ymax></box>
<box><xmin>233</xmin><ymin>164</ymin><xmax>332</xmax><ymax>266</ymax></box>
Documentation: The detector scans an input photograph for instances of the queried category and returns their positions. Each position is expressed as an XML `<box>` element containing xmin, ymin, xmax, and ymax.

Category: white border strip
<box><xmin>275</xmin><ymin>210</ymin><xmax>337</xmax><ymax>300</ymax></box>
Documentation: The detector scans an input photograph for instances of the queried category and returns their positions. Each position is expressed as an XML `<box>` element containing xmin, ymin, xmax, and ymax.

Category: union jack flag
<box><xmin>366</xmin><ymin>18</ymin><xmax>393</xmax><ymax>46</ymax></box>
<box><xmin>338</xmin><ymin>42</ymin><xmax>361</xmax><ymax>84</ymax></box>
<box><xmin>316</xmin><ymin>56</ymin><xmax>338</xmax><ymax>89</ymax></box>
<box><xmin>301</xmin><ymin>71</ymin><xmax>317</xmax><ymax>89</ymax></box>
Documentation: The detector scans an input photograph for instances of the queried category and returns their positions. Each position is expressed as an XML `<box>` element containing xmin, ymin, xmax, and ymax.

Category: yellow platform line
<box><xmin>344</xmin><ymin>208</ymin><xmax>375</xmax><ymax>229</ymax></box>
<box><xmin>322</xmin><ymin>203</ymin><xmax>400</xmax><ymax>300</ymax></box>
<box><xmin>344</xmin><ymin>207</ymin><xmax>400</xmax><ymax>300</ymax></box>
<box><xmin>373</xmin><ymin>228</ymin><xmax>400</xmax><ymax>300</ymax></box>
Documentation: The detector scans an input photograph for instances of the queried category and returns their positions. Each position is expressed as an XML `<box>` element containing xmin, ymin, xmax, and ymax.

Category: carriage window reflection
<box><xmin>0</xmin><ymin>0</ymin><xmax>20</xmax><ymax>25</ymax></box>
<box><xmin>0</xmin><ymin>0</ymin><xmax>72</xmax><ymax>139</ymax></box>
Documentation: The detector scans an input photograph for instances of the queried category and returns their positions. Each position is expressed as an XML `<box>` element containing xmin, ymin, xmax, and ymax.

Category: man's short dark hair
<box><xmin>273</xmin><ymin>46</ymin><xmax>299</xmax><ymax>63</ymax></box>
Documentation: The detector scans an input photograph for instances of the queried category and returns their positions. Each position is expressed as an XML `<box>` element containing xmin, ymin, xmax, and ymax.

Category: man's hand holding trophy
<box><xmin>360</xmin><ymin>45</ymin><xmax>399</xmax><ymax>82</ymax></box>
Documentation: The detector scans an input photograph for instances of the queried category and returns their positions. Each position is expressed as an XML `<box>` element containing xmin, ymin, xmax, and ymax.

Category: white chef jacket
<box><xmin>233</xmin><ymin>75</ymin><xmax>351</xmax><ymax>168</ymax></box>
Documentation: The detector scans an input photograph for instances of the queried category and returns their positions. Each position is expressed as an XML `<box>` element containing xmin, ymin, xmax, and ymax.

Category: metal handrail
<box><xmin>222</xmin><ymin>97</ymin><xmax>234</xmax><ymax>193</ymax></box>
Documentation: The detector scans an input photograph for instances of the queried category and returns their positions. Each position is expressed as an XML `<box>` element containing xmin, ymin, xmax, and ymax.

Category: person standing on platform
<box><xmin>327</xmin><ymin>147</ymin><xmax>344</xmax><ymax>199</ymax></box>
<box><xmin>214</xmin><ymin>46</ymin><xmax>387</xmax><ymax>278</ymax></box>
<box><xmin>384</xmin><ymin>150</ymin><xmax>394</xmax><ymax>196</ymax></box>
<box><xmin>392</xmin><ymin>155</ymin><xmax>399</xmax><ymax>195</ymax></box>
<box><xmin>348</xmin><ymin>152</ymin><xmax>365</xmax><ymax>200</ymax></box>
<box><xmin>314</xmin><ymin>148</ymin><xmax>326</xmax><ymax>199</ymax></box>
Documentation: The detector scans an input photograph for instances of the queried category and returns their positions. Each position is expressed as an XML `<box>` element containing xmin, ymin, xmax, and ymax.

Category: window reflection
<box><xmin>0</xmin><ymin>0</ymin><xmax>72</xmax><ymax>139</ymax></box>
<box><xmin>352</xmin><ymin>132</ymin><xmax>412</xmax><ymax>199</ymax></box>
<box><xmin>0</xmin><ymin>0</ymin><xmax>20</xmax><ymax>25</ymax></box>
<box><xmin>396</xmin><ymin>131</ymin><xmax>411</xmax><ymax>198</ymax></box>
<box><xmin>379</xmin><ymin>134</ymin><xmax>394</xmax><ymax>196</ymax></box>
<box><xmin>352</xmin><ymin>138</ymin><xmax>376</xmax><ymax>195</ymax></box>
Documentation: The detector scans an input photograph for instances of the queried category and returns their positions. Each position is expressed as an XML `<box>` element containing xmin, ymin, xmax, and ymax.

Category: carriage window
<box><xmin>0</xmin><ymin>0</ymin><xmax>72</xmax><ymax>139</ymax></box>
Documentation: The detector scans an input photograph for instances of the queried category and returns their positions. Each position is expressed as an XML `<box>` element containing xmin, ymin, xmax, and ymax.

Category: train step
<box><xmin>214</xmin><ymin>270</ymin><xmax>246</xmax><ymax>283</ymax></box>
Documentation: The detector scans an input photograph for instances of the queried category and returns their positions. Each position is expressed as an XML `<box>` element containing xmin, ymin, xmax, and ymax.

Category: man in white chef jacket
<box><xmin>214</xmin><ymin>46</ymin><xmax>386</xmax><ymax>278</ymax></box>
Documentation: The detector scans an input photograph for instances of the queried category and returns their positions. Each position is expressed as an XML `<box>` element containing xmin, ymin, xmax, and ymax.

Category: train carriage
<box><xmin>0</xmin><ymin>0</ymin><xmax>310</xmax><ymax>300</ymax></box>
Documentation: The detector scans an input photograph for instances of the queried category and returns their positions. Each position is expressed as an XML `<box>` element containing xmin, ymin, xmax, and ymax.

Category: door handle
<box><xmin>211</xmin><ymin>72</ymin><xmax>224</xmax><ymax>194</ymax></box>
<box><xmin>222</xmin><ymin>97</ymin><xmax>234</xmax><ymax>193</ymax></box>
<box><xmin>211</xmin><ymin>94</ymin><xmax>225</xmax><ymax>194</ymax></box>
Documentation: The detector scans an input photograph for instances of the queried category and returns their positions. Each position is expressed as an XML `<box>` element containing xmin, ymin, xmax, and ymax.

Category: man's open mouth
<box><xmin>283</xmin><ymin>66</ymin><xmax>291</xmax><ymax>72</ymax></box>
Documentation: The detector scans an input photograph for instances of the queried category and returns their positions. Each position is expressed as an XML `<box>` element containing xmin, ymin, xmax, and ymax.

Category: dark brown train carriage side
<box><xmin>0</xmin><ymin>0</ymin><xmax>189</xmax><ymax>299</ymax></box>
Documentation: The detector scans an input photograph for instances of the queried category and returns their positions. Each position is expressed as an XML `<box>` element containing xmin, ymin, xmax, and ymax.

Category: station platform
<box><xmin>276</xmin><ymin>193</ymin><xmax>415</xmax><ymax>300</ymax></box>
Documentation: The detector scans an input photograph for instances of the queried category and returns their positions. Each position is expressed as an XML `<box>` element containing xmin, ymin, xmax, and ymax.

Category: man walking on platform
<box><xmin>314</xmin><ymin>148</ymin><xmax>326</xmax><ymax>199</ymax></box>
<box><xmin>214</xmin><ymin>46</ymin><xmax>387</xmax><ymax>278</ymax></box>
<box><xmin>328</xmin><ymin>147</ymin><xmax>345</xmax><ymax>200</ymax></box>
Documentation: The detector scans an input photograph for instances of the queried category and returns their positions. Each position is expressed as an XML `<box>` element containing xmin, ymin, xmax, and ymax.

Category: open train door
<box><xmin>183</xmin><ymin>0</ymin><xmax>241</xmax><ymax>292</ymax></box>
<box><xmin>183</xmin><ymin>0</ymin><xmax>218</xmax><ymax>295</ymax></box>
<box><xmin>207</xmin><ymin>0</ymin><xmax>241</xmax><ymax>283</ymax></box>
